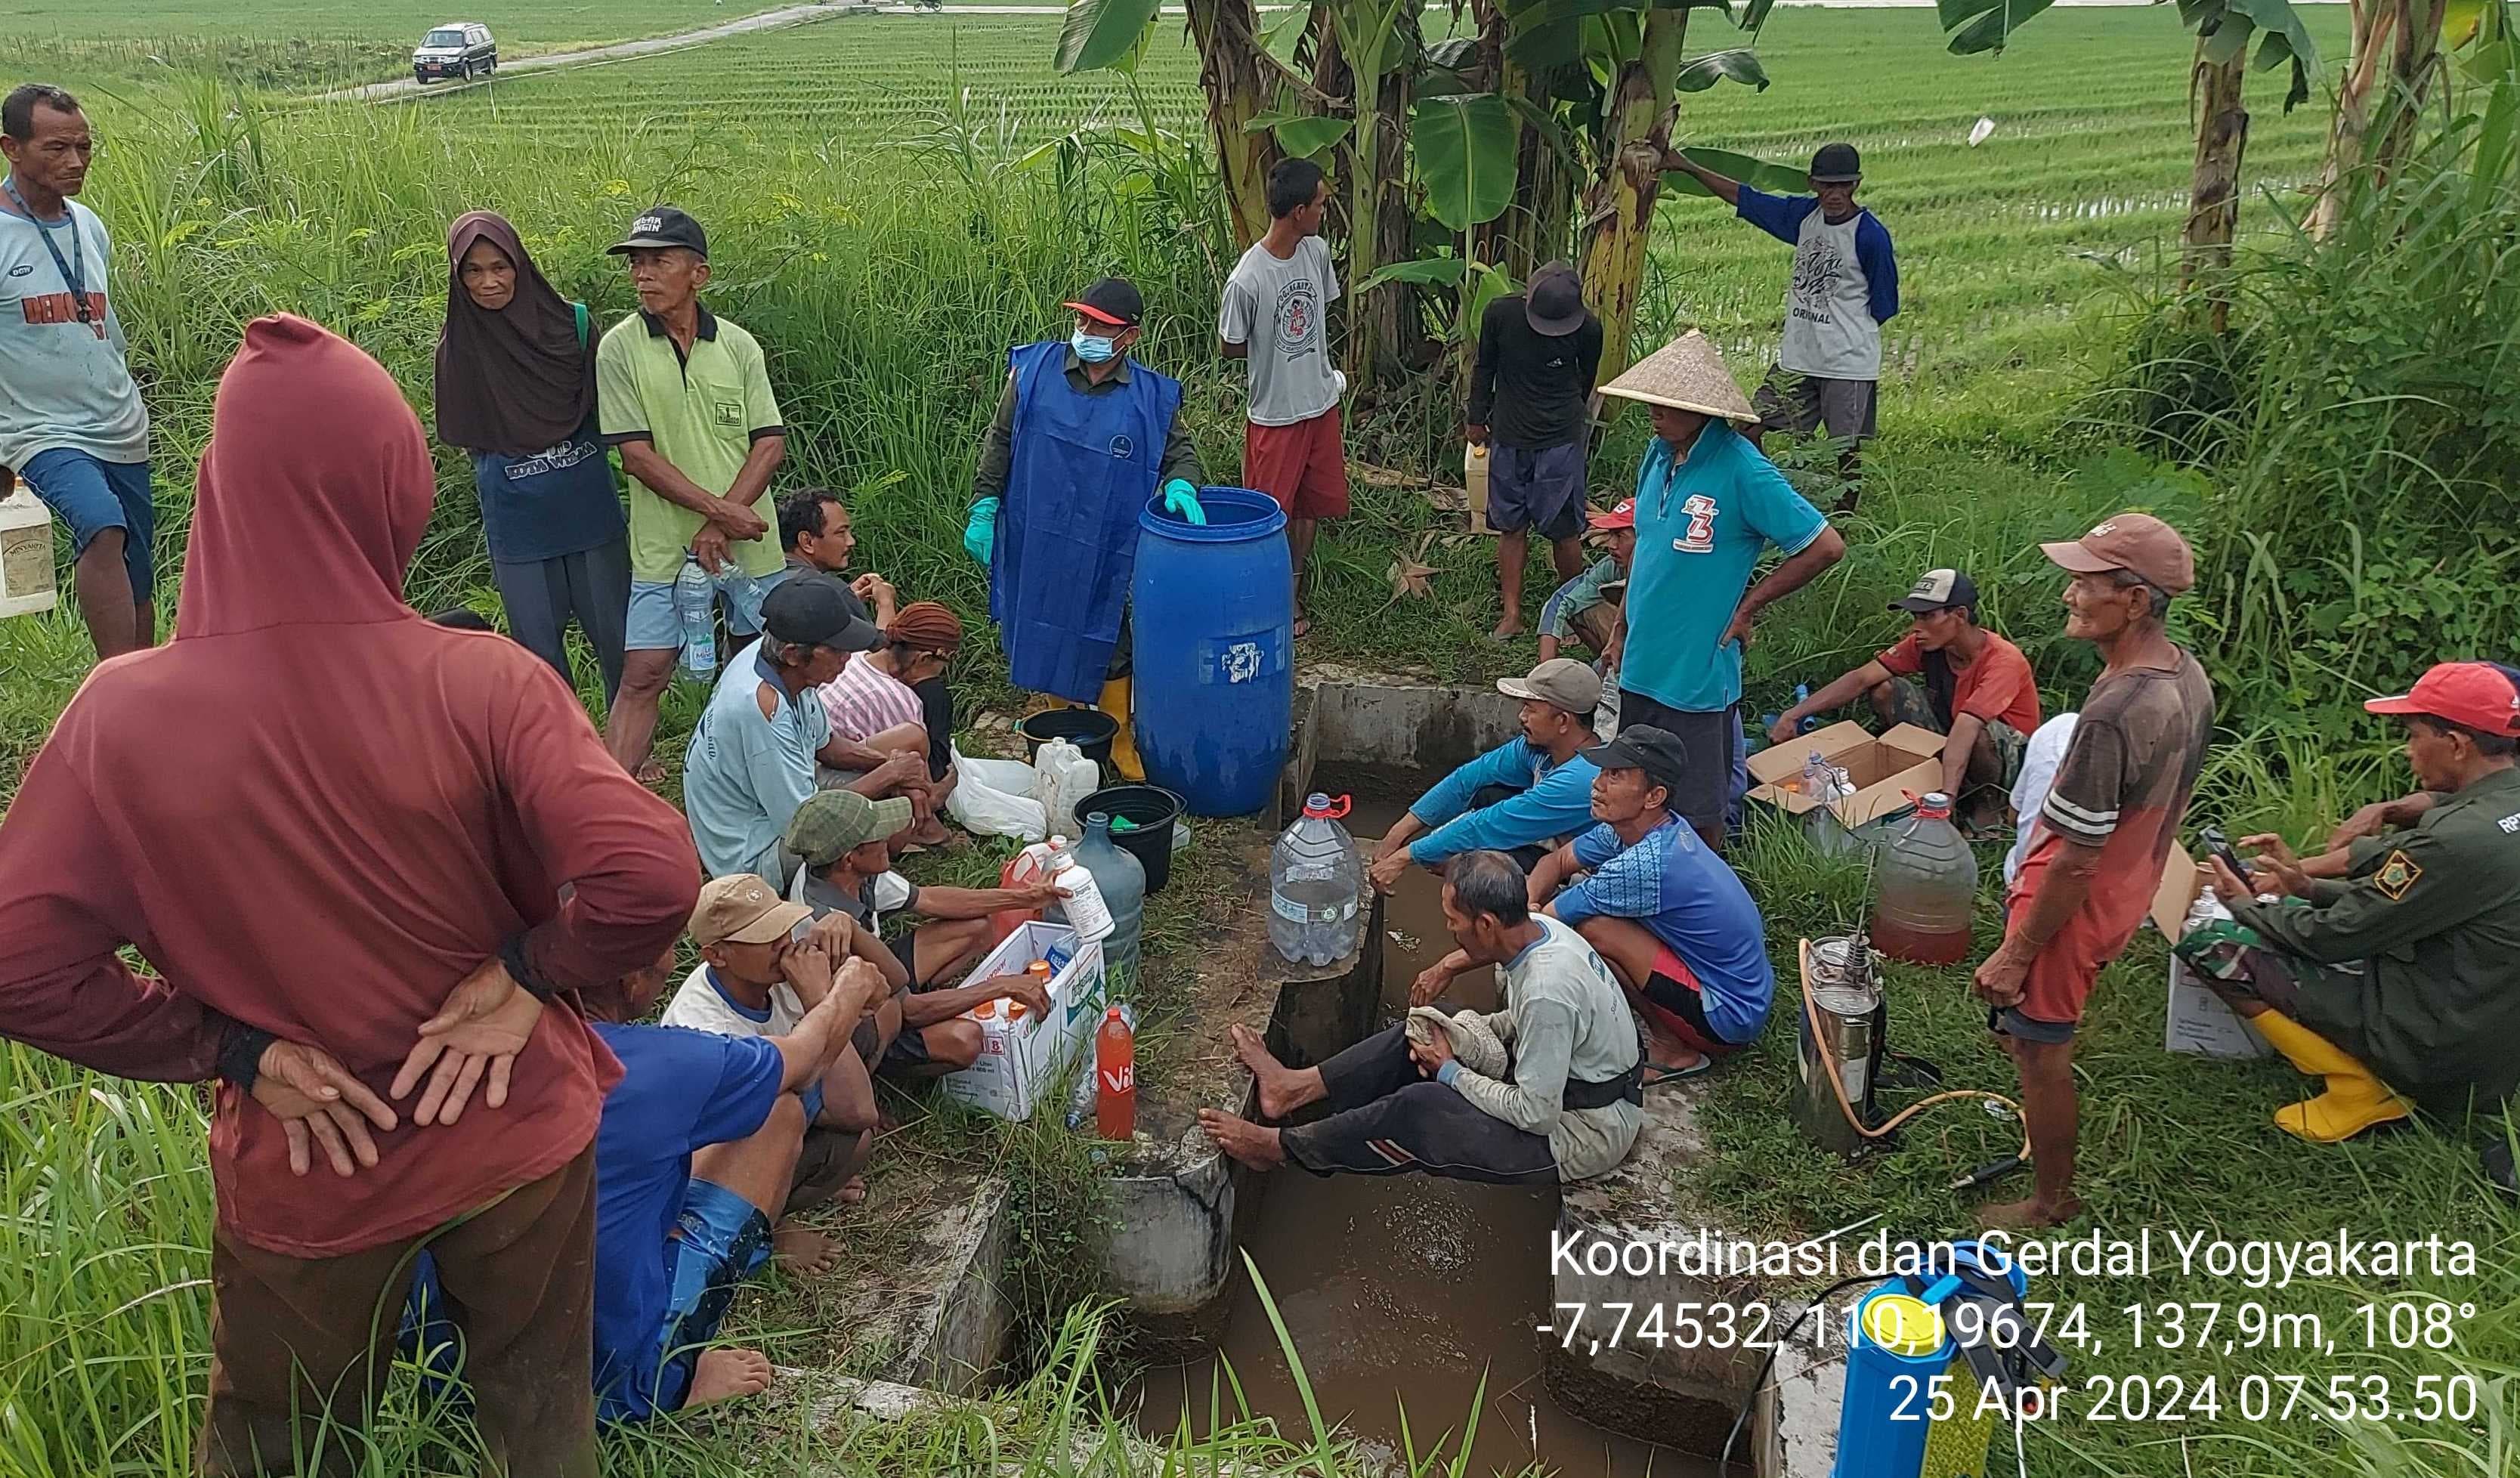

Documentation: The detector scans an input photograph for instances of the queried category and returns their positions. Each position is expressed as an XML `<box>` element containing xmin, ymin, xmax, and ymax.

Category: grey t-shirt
<box><xmin>1219</xmin><ymin>236</ymin><xmax>1346</xmax><ymax>427</ymax></box>
<box><xmin>0</xmin><ymin>196</ymin><xmax>149</xmax><ymax>470</ymax></box>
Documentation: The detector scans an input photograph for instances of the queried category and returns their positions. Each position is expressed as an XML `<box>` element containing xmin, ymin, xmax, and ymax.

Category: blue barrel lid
<box><xmin>1140</xmin><ymin>485</ymin><xmax>1289</xmax><ymax>543</ymax></box>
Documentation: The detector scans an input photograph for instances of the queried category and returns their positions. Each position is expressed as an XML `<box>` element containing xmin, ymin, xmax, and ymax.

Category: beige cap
<box><xmin>2039</xmin><ymin>512</ymin><xmax>2196</xmax><ymax>596</ymax></box>
<box><xmin>1498</xmin><ymin>657</ymin><xmax>1604</xmax><ymax>715</ymax></box>
<box><xmin>1597</xmin><ymin>330</ymin><xmax>1756</xmax><ymax>422</ymax></box>
<box><xmin>689</xmin><ymin>874</ymin><xmax>811</xmax><ymax>949</ymax></box>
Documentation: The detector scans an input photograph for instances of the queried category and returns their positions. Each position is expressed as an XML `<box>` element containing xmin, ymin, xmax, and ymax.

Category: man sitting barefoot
<box><xmin>661</xmin><ymin>874</ymin><xmax>893</xmax><ymax>1194</ymax></box>
<box><xmin>1527</xmin><ymin>724</ymin><xmax>1775</xmax><ymax>1081</ymax></box>
<box><xmin>407</xmin><ymin>940</ymin><xmax>886</xmax><ymax>1421</ymax></box>
<box><xmin>1198</xmin><ymin>850</ymin><xmax>1643</xmax><ymax>1183</ymax></box>
<box><xmin>778</xmin><ymin>788</ymin><xmax>1059</xmax><ymax>1080</ymax></box>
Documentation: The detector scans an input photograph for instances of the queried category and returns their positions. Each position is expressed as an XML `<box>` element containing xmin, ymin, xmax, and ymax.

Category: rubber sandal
<box><xmin>1641</xmin><ymin>1059</ymin><xmax>1714</xmax><ymax>1088</ymax></box>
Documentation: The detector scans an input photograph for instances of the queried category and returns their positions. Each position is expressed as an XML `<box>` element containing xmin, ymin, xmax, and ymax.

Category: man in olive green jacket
<box><xmin>2200</xmin><ymin>662</ymin><xmax>2520</xmax><ymax>1146</ymax></box>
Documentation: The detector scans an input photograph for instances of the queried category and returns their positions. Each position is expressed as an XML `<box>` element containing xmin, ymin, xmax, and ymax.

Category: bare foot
<box><xmin>1228</xmin><ymin>1022</ymin><xmax>1317</xmax><ymax>1119</ymax></box>
<box><xmin>1643</xmin><ymin>1046</ymin><xmax>1707</xmax><ymax>1075</ymax></box>
<box><xmin>772</xmin><ymin>1224</ymin><xmax>840</xmax><ymax>1275</ymax></box>
<box><xmin>908</xmin><ymin>821</ymin><xmax>952</xmax><ymax>847</ymax></box>
<box><xmin>1491</xmin><ymin>616</ymin><xmax>1525</xmax><ymax>641</ymax></box>
<box><xmin>1975</xmin><ymin>1195</ymin><xmax>2081</xmax><ymax>1231</ymax></box>
<box><xmin>1292</xmin><ymin>614</ymin><xmax>1312</xmax><ymax>640</ymax></box>
<box><xmin>634</xmin><ymin>759</ymin><xmax>666</xmax><ymax>787</ymax></box>
<box><xmin>1198</xmin><ymin>1108</ymin><xmax>1286</xmax><ymax>1170</ymax></box>
<box><xmin>683</xmin><ymin>1347</ymin><xmax>775</xmax><ymax>1409</ymax></box>
<box><xmin>837</xmin><ymin>1174</ymin><xmax>868</xmax><ymax>1205</ymax></box>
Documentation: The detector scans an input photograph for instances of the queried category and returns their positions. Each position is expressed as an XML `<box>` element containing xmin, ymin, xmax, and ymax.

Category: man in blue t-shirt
<box><xmin>1662</xmin><ymin>141</ymin><xmax>1897</xmax><ymax>509</ymax></box>
<box><xmin>1598</xmin><ymin>331</ymin><xmax>1847</xmax><ymax>852</ymax></box>
<box><xmin>406</xmin><ymin>936</ymin><xmax>884</xmax><ymax>1424</ymax></box>
<box><xmin>1532</xmin><ymin>725</ymin><xmax>1775</xmax><ymax>1081</ymax></box>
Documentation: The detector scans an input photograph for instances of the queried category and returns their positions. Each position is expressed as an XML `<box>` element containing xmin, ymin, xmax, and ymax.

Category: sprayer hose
<box><xmin>1798</xmin><ymin>939</ymin><xmax>2033</xmax><ymax>1162</ymax></box>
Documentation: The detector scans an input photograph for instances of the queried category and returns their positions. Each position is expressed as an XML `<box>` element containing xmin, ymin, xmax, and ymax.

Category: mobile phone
<box><xmin>2198</xmin><ymin>826</ymin><xmax>2249</xmax><ymax>880</ymax></box>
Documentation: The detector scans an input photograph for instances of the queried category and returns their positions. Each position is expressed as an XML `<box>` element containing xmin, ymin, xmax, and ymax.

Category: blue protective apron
<box><xmin>990</xmin><ymin>340</ymin><xmax>1183</xmax><ymax>703</ymax></box>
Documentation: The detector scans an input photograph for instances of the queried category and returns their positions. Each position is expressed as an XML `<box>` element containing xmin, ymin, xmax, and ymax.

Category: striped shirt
<box><xmin>819</xmin><ymin>653</ymin><xmax>923</xmax><ymax>743</ymax></box>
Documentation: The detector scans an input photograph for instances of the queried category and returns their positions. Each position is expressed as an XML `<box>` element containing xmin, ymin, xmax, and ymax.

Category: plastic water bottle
<box><xmin>1071</xmin><ymin>814</ymin><xmax>1145</xmax><ymax>989</ymax></box>
<box><xmin>1869</xmin><ymin>791</ymin><xmax>1978</xmax><ymax>965</ymax></box>
<box><xmin>673</xmin><ymin>555</ymin><xmax>717</xmax><ymax>680</ymax></box>
<box><xmin>1270</xmin><ymin>793</ymin><xmax>1362</xmax><ymax>967</ymax></box>
<box><xmin>1096</xmin><ymin>1006</ymin><xmax>1136</xmax><ymax>1140</ymax></box>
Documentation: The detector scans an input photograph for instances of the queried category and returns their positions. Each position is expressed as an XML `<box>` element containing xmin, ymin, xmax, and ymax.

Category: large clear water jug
<box><xmin>1869</xmin><ymin>791</ymin><xmax>1977</xmax><ymax>964</ymax></box>
<box><xmin>1066</xmin><ymin>814</ymin><xmax>1145</xmax><ymax>989</ymax></box>
<box><xmin>1270</xmin><ymin>793</ymin><xmax>1362</xmax><ymax>967</ymax></box>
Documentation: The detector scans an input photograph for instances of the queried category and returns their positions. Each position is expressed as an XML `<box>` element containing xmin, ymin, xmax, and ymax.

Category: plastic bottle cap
<box><xmin>972</xmin><ymin>1001</ymin><xmax>998</xmax><ymax>1020</ymax></box>
<box><xmin>1859</xmin><ymin>1293</ymin><xmax>1947</xmax><ymax>1357</ymax></box>
<box><xmin>1105</xmin><ymin>1006</ymin><xmax>1123</xmax><ymax>1019</ymax></box>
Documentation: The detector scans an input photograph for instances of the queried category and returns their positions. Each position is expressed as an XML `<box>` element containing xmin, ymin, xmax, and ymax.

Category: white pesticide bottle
<box><xmin>1044</xmin><ymin>836</ymin><xmax>1115</xmax><ymax>945</ymax></box>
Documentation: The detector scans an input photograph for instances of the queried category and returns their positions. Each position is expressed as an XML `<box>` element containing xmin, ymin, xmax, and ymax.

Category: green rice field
<box><xmin>404</xmin><ymin>7</ymin><xmax>2350</xmax><ymax>415</ymax></box>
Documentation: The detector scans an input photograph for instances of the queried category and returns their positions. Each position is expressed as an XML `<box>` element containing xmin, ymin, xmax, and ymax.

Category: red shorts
<box><xmin>1242</xmin><ymin>408</ymin><xmax>1350</xmax><ymax>520</ymax></box>
<box><xmin>2000</xmin><ymin>845</ymin><xmax>2145</xmax><ymax>1031</ymax></box>
<box><xmin>1637</xmin><ymin>946</ymin><xmax>1745</xmax><ymax>1058</ymax></box>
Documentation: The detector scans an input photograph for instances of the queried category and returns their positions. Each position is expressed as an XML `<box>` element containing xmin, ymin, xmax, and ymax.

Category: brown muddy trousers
<box><xmin>196</xmin><ymin>1148</ymin><xmax>598</xmax><ymax>1478</ymax></box>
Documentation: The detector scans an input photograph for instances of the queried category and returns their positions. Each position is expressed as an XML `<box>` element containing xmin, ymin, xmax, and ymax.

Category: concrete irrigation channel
<box><xmin>757</xmin><ymin>664</ymin><xmax>1854</xmax><ymax>1476</ymax></box>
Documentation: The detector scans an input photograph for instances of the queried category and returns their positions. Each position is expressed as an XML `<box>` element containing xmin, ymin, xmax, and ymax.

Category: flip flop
<box><xmin>1641</xmin><ymin>1059</ymin><xmax>1714</xmax><ymax>1088</ymax></box>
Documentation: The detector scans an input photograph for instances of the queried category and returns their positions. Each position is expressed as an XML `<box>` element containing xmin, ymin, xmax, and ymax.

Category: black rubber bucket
<box><xmin>1073</xmin><ymin>784</ymin><xmax>1186</xmax><ymax>895</ymax></box>
<box><xmin>1018</xmin><ymin>708</ymin><xmax>1118</xmax><ymax>771</ymax></box>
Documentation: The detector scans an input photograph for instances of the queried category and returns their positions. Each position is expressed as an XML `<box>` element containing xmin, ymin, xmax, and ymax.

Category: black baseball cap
<box><xmin>1065</xmin><ymin>277</ymin><xmax>1144</xmax><ymax>328</ymax></box>
<box><xmin>1889</xmin><ymin>568</ymin><xmax>1979</xmax><ymax>615</ymax></box>
<box><xmin>1809</xmin><ymin>143</ymin><xmax>1862</xmax><ymax>183</ymax></box>
<box><xmin>608</xmin><ymin>205</ymin><xmax>708</xmax><ymax>258</ymax></box>
<box><xmin>1525</xmin><ymin>263</ymin><xmax>1587</xmax><ymax>337</ymax></box>
<box><xmin>1581</xmin><ymin>724</ymin><xmax>1691</xmax><ymax>800</ymax></box>
<box><xmin>762</xmin><ymin>574</ymin><xmax>882</xmax><ymax>651</ymax></box>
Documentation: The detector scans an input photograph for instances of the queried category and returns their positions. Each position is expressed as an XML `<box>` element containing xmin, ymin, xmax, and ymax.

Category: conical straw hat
<box><xmin>1598</xmin><ymin>330</ymin><xmax>1755</xmax><ymax>422</ymax></box>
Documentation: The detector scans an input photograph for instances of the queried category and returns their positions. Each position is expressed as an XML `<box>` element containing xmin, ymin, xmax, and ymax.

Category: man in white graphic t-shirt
<box><xmin>1220</xmin><ymin>156</ymin><xmax>1350</xmax><ymax>638</ymax></box>
<box><xmin>1662</xmin><ymin>141</ymin><xmax>1898</xmax><ymax>512</ymax></box>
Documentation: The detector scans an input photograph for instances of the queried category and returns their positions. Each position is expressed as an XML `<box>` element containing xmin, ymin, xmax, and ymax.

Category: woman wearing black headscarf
<box><xmin>436</xmin><ymin>210</ymin><xmax>629</xmax><ymax>700</ymax></box>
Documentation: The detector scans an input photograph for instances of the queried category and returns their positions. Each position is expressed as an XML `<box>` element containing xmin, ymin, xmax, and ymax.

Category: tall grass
<box><xmin>2086</xmin><ymin>82</ymin><xmax>2520</xmax><ymax>738</ymax></box>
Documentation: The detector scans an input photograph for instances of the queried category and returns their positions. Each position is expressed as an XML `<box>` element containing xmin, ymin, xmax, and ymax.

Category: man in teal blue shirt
<box><xmin>1599</xmin><ymin>332</ymin><xmax>1846</xmax><ymax>851</ymax></box>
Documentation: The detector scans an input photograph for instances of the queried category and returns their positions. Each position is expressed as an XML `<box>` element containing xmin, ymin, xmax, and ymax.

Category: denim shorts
<box><xmin>623</xmin><ymin>564</ymin><xmax>788</xmax><ymax>652</ymax></box>
<box><xmin>21</xmin><ymin>447</ymin><xmax>153</xmax><ymax>604</ymax></box>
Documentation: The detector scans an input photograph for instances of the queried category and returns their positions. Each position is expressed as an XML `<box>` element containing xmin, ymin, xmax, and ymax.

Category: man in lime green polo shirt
<box><xmin>595</xmin><ymin>205</ymin><xmax>788</xmax><ymax>780</ymax></box>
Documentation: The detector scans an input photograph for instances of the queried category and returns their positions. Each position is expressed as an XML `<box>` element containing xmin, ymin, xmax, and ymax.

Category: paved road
<box><xmin>326</xmin><ymin>0</ymin><xmax>2165</xmax><ymax>104</ymax></box>
<box><xmin>320</xmin><ymin>1</ymin><xmax>880</xmax><ymax>102</ymax></box>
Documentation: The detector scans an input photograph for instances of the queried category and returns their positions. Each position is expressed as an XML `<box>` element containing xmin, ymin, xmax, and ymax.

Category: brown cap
<box><xmin>1498</xmin><ymin>657</ymin><xmax>1603</xmax><ymax>715</ymax></box>
<box><xmin>2039</xmin><ymin>512</ymin><xmax>2195</xmax><ymax>596</ymax></box>
<box><xmin>689</xmin><ymin>874</ymin><xmax>811</xmax><ymax>949</ymax></box>
<box><xmin>888</xmin><ymin>600</ymin><xmax>963</xmax><ymax>655</ymax></box>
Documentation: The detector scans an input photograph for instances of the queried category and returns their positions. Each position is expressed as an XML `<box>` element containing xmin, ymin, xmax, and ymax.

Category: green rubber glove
<box><xmin>1161</xmin><ymin>478</ymin><xmax>1207</xmax><ymax>526</ymax></box>
<box><xmin>963</xmin><ymin>497</ymin><xmax>1000</xmax><ymax>564</ymax></box>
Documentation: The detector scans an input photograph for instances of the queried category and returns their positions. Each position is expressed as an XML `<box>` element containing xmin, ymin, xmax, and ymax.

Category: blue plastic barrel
<box><xmin>1130</xmin><ymin>487</ymin><xmax>1292</xmax><ymax>816</ymax></box>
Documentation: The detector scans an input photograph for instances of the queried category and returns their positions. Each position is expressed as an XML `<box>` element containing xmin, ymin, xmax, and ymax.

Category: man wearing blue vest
<box><xmin>964</xmin><ymin>277</ymin><xmax>1203</xmax><ymax>781</ymax></box>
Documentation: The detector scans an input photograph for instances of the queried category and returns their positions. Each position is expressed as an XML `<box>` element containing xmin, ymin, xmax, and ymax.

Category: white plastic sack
<box><xmin>1032</xmin><ymin>737</ymin><xmax>1101</xmax><ymax>838</ymax></box>
<box><xmin>945</xmin><ymin>747</ymin><xmax>1047</xmax><ymax>841</ymax></box>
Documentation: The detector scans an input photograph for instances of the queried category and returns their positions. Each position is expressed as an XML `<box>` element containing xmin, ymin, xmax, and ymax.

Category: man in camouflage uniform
<box><xmin>2198</xmin><ymin>661</ymin><xmax>2520</xmax><ymax>1156</ymax></box>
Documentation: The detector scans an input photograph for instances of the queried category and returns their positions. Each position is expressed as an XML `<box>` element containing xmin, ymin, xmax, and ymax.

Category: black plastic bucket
<box><xmin>1018</xmin><ymin>708</ymin><xmax>1118</xmax><ymax>771</ymax></box>
<box><xmin>1073</xmin><ymin>784</ymin><xmax>1186</xmax><ymax>894</ymax></box>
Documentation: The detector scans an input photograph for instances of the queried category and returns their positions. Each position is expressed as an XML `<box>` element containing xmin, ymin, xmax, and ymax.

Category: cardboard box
<box><xmin>940</xmin><ymin>921</ymin><xmax>1108</xmax><ymax>1121</ymax></box>
<box><xmin>1746</xmin><ymin>722</ymin><xmax>1948</xmax><ymax>830</ymax></box>
<box><xmin>2149</xmin><ymin>847</ymin><xmax>2272</xmax><ymax>1059</ymax></box>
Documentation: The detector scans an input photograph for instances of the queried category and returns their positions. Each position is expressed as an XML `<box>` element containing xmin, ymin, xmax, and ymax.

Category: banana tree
<box><xmin>1940</xmin><ymin>0</ymin><xmax>2317</xmax><ymax>309</ymax></box>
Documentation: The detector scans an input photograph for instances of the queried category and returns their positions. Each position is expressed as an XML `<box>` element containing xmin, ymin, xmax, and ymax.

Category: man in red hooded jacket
<box><xmin>0</xmin><ymin>315</ymin><xmax>700</xmax><ymax>1476</ymax></box>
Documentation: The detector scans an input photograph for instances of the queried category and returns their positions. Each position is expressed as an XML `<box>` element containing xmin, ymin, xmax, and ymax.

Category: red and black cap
<box><xmin>2364</xmin><ymin>662</ymin><xmax>2520</xmax><ymax>737</ymax></box>
<box><xmin>1064</xmin><ymin>277</ymin><xmax>1144</xmax><ymax>329</ymax></box>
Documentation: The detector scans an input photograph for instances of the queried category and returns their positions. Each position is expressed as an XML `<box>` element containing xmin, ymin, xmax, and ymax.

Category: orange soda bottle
<box><xmin>1095</xmin><ymin>1006</ymin><xmax>1135</xmax><ymax>1139</ymax></box>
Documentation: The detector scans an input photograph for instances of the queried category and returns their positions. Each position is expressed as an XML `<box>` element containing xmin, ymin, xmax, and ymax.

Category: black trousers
<box><xmin>1279</xmin><ymin>1024</ymin><xmax>1557</xmax><ymax>1184</ymax></box>
<box><xmin>911</xmin><ymin>674</ymin><xmax>955</xmax><ymax>781</ymax></box>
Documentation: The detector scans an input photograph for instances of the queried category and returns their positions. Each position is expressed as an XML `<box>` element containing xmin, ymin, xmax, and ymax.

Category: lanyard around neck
<box><xmin>3</xmin><ymin>177</ymin><xmax>92</xmax><ymax>326</ymax></box>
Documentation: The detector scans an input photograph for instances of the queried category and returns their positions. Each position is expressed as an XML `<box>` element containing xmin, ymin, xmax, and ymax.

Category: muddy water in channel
<box><xmin>1128</xmin><ymin>803</ymin><xmax>1708</xmax><ymax>1476</ymax></box>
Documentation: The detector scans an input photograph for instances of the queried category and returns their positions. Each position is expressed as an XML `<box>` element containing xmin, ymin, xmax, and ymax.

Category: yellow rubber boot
<box><xmin>1099</xmin><ymin>676</ymin><xmax>1143</xmax><ymax>781</ymax></box>
<box><xmin>2251</xmin><ymin>1011</ymin><xmax>2411</xmax><ymax>1143</ymax></box>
